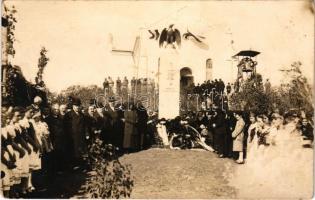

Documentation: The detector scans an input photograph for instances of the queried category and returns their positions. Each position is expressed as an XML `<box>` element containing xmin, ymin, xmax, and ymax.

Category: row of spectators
<box><xmin>1</xmin><ymin>94</ymin><xmax>161</xmax><ymax>198</ymax></box>
<box><xmin>192</xmin><ymin>79</ymin><xmax>230</xmax><ymax>95</ymax></box>
<box><xmin>151</xmin><ymin>108</ymin><xmax>313</xmax><ymax>164</ymax></box>
<box><xmin>102</xmin><ymin>76</ymin><xmax>156</xmax><ymax>97</ymax></box>
<box><xmin>2</xmin><ymin>93</ymin><xmax>313</xmax><ymax>197</ymax></box>
<box><xmin>1</xmin><ymin>97</ymin><xmax>51</xmax><ymax>198</ymax></box>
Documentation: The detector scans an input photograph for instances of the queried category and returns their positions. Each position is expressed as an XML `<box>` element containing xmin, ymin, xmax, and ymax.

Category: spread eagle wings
<box><xmin>148</xmin><ymin>30</ymin><xmax>155</xmax><ymax>39</ymax></box>
<box><xmin>174</xmin><ymin>28</ymin><xmax>181</xmax><ymax>47</ymax></box>
<box><xmin>159</xmin><ymin>28</ymin><xmax>167</xmax><ymax>47</ymax></box>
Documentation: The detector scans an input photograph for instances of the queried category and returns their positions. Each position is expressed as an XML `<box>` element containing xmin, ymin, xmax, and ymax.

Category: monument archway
<box><xmin>180</xmin><ymin>67</ymin><xmax>194</xmax><ymax>90</ymax></box>
<box><xmin>180</xmin><ymin>67</ymin><xmax>194</xmax><ymax>115</ymax></box>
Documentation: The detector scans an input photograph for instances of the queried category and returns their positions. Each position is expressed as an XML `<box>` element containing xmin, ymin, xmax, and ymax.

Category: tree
<box><xmin>53</xmin><ymin>85</ymin><xmax>104</xmax><ymax>107</ymax></box>
<box><xmin>35</xmin><ymin>47</ymin><xmax>49</xmax><ymax>87</ymax></box>
<box><xmin>272</xmin><ymin>61</ymin><xmax>313</xmax><ymax>116</ymax></box>
<box><xmin>4</xmin><ymin>5</ymin><xmax>17</xmax><ymax>58</ymax></box>
<box><xmin>230</xmin><ymin>73</ymin><xmax>271</xmax><ymax>113</ymax></box>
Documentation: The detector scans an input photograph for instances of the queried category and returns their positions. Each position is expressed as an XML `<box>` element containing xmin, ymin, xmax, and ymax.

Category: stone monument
<box><xmin>158</xmin><ymin>46</ymin><xmax>180</xmax><ymax>119</ymax></box>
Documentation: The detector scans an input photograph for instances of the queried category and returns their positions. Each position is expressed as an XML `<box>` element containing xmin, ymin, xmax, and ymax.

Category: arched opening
<box><xmin>180</xmin><ymin>67</ymin><xmax>194</xmax><ymax>115</ymax></box>
<box><xmin>180</xmin><ymin>67</ymin><xmax>194</xmax><ymax>89</ymax></box>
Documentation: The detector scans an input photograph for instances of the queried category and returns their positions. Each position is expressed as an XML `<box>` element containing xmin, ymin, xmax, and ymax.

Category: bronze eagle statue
<box><xmin>159</xmin><ymin>24</ymin><xmax>181</xmax><ymax>48</ymax></box>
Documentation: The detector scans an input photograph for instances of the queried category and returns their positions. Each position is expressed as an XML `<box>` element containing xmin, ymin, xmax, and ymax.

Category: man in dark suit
<box><xmin>213</xmin><ymin>109</ymin><xmax>228</xmax><ymax>158</ymax></box>
<box><xmin>64</xmin><ymin>98</ymin><xmax>87</xmax><ymax>168</ymax></box>
<box><xmin>46</xmin><ymin>103</ymin><xmax>66</xmax><ymax>174</ymax></box>
<box><xmin>103</xmin><ymin>97</ymin><xmax>124</xmax><ymax>149</ymax></box>
<box><xmin>84</xmin><ymin>103</ymin><xmax>100</xmax><ymax>146</ymax></box>
<box><xmin>136</xmin><ymin>101</ymin><xmax>149</xmax><ymax>150</ymax></box>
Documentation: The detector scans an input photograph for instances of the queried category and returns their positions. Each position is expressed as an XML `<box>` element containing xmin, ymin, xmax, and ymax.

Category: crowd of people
<box><xmin>151</xmin><ymin>108</ymin><xmax>314</xmax><ymax>164</ymax></box>
<box><xmin>1</xmin><ymin>89</ymin><xmax>313</xmax><ymax>197</ymax></box>
<box><xmin>192</xmin><ymin>79</ymin><xmax>230</xmax><ymax>95</ymax></box>
<box><xmin>230</xmin><ymin>110</ymin><xmax>313</xmax><ymax>197</ymax></box>
<box><xmin>1</xmin><ymin>95</ymin><xmax>157</xmax><ymax>198</ymax></box>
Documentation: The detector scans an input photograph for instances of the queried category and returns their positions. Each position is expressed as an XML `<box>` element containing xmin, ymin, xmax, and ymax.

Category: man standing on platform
<box><xmin>103</xmin><ymin>78</ymin><xmax>109</xmax><ymax>93</ymax></box>
<box><xmin>131</xmin><ymin>77</ymin><xmax>136</xmax><ymax>96</ymax></box>
<box><xmin>108</xmin><ymin>76</ymin><xmax>114</xmax><ymax>96</ymax></box>
<box><xmin>122</xmin><ymin>77</ymin><xmax>129</xmax><ymax>100</ymax></box>
<box><xmin>226</xmin><ymin>83</ymin><xmax>232</xmax><ymax>94</ymax></box>
<box><xmin>116</xmin><ymin>77</ymin><xmax>122</xmax><ymax>96</ymax></box>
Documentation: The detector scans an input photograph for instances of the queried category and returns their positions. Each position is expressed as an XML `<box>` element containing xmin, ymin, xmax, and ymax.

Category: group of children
<box><xmin>1</xmin><ymin>105</ymin><xmax>52</xmax><ymax>198</ymax></box>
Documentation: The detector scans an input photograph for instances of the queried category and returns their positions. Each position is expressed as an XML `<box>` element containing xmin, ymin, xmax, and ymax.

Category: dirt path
<box><xmin>120</xmin><ymin>148</ymin><xmax>237</xmax><ymax>199</ymax></box>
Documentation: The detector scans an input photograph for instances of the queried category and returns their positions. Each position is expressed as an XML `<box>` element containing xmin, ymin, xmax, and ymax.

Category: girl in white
<box><xmin>6</xmin><ymin>110</ymin><xmax>30</xmax><ymax>195</ymax></box>
<box><xmin>19</xmin><ymin>107</ymin><xmax>41</xmax><ymax>192</ymax></box>
<box><xmin>31</xmin><ymin>112</ymin><xmax>53</xmax><ymax>170</ymax></box>
<box><xmin>1</xmin><ymin>115</ymin><xmax>16</xmax><ymax>197</ymax></box>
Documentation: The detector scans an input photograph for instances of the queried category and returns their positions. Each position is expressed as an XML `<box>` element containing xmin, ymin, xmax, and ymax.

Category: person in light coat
<box><xmin>232</xmin><ymin>111</ymin><xmax>245</xmax><ymax>164</ymax></box>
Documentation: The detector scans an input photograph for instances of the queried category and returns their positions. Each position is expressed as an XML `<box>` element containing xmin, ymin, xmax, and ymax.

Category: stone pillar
<box><xmin>158</xmin><ymin>47</ymin><xmax>180</xmax><ymax>119</ymax></box>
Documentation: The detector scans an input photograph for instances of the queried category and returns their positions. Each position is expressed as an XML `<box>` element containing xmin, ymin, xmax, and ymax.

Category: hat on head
<box><xmin>200</xmin><ymin>124</ymin><xmax>206</xmax><ymax>129</ymax></box>
<box><xmin>72</xmin><ymin>98</ymin><xmax>81</xmax><ymax>106</ymax></box>
<box><xmin>159</xmin><ymin>118</ymin><xmax>166</xmax><ymax>124</ymax></box>
<box><xmin>89</xmin><ymin>99</ymin><xmax>96</xmax><ymax>106</ymax></box>
<box><xmin>108</xmin><ymin>96</ymin><xmax>115</xmax><ymax>102</ymax></box>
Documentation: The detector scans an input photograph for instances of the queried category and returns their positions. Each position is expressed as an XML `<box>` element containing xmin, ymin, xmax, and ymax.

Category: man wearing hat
<box><xmin>46</xmin><ymin>103</ymin><xmax>66</xmax><ymax>173</ymax></box>
<box><xmin>102</xmin><ymin>96</ymin><xmax>124</xmax><ymax>149</ymax></box>
<box><xmin>64</xmin><ymin>98</ymin><xmax>87</xmax><ymax>169</ymax></box>
<box><xmin>84</xmin><ymin>101</ymin><xmax>100</xmax><ymax>146</ymax></box>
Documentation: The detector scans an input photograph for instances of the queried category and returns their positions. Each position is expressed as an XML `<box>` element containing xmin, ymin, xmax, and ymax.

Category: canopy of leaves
<box><xmin>35</xmin><ymin>47</ymin><xmax>49</xmax><ymax>87</ymax></box>
<box><xmin>230</xmin><ymin>73</ymin><xmax>270</xmax><ymax>113</ymax></box>
<box><xmin>3</xmin><ymin>5</ymin><xmax>17</xmax><ymax>57</ymax></box>
<box><xmin>229</xmin><ymin>62</ymin><xmax>313</xmax><ymax>117</ymax></box>
<box><xmin>81</xmin><ymin>140</ymin><xmax>133</xmax><ymax>198</ymax></box>
<box><xmin>51</xmin><ymin>85</ymin><xmax>104</xmax><ymax>107</ymax></box>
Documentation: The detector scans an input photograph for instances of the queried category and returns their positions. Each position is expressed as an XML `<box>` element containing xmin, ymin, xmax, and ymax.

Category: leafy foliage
<box><xmin>82</xmin><ymin>139</ymin><xmax>134</xmax><ymax>198</ymax></box>
<box><xmin>35</xmin><ymin>47</ymin><xmax>49</xmax><ymax>87</ymax></box>
<box><xmin>230</xmin><ymin>73</ymin><xmax>270</xmax><ymax>113</ymax></box>
<box><xmin>52</xmin><ymin>85</ymin><xmax>103</xmax><ymax>107</ymax></box>
<box><xmin>270</xmin><ymin>61</ymin><xmax>313</xmax><ymax>116</ymax></box>
<box><xmin>4</xmin><ymin>5</ymin><xmax>17</xmax><ymax>57</ymax></box>
<box><xmin>229</xmin><ymin>62</ymin><xmax>313</xmax><ymax>117</ymax></box>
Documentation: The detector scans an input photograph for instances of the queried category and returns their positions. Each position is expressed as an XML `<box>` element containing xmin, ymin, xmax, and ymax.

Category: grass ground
<box><xmin>120</xmin><ymin>148</ymin><xmax>237</xmax><ymax>199</ymax></box>
<box><xmin>26</xmin><ymin>148</ymin><xmax>237</xmax><ymax>198</ymax></box>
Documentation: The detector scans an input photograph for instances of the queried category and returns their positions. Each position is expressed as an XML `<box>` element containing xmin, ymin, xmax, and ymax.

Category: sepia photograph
<box><xmin>1</xmin><ymin>0</ymin><xmax>314</xmax><ymax>199</ymax></box>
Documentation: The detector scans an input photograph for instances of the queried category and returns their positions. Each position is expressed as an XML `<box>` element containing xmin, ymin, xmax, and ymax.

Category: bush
<box><xmin>229</xmin><ymin>62</ymin><xmax>313</xmax><ymax>117</ymax></box>
<box><xmin>82</xmin><ymin>139</ymin><xmax>134</xmax><ymax>199</ymax></box>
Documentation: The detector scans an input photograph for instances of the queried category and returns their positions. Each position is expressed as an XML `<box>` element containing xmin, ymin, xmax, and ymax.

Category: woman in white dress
<box><xmin>19</xmin><ymin>107</ymin><xmax>41</xmax><ymax>192</ymax></box>
<box><xmin>156</xmin><ymin>118</ymin><xmax>169</xmax><ymax>147</ymax></box>
<box><xmin>1</xmin><ymin>117</ymin><xmax>16</xmax><ymax>197</ymax></box>
<box><xmin>246</xmin><ymin>113</ymin><xmax>258</xmax><ymax>154</ymax></box>
<box><xmin>6</xmin><ymin>110</ymin><xmax>31</xmax><ymax>195</ymax></box>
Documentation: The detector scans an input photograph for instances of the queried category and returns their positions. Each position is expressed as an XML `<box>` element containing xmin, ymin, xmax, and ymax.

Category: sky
<box><xmin>4</xmin><ymin>0</ymin><xmax>314</xmax><ymax>92</ymax></box>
